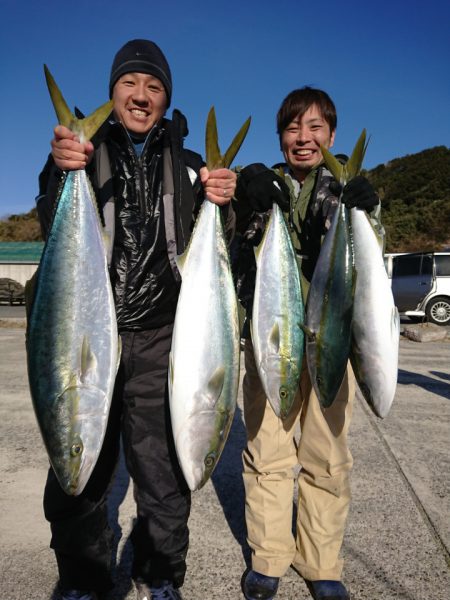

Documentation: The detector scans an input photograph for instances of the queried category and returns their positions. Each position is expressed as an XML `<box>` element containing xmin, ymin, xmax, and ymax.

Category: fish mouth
<box><xmin>175</xmin><ymin>408</ymin><xmax>233</xmax><ymax>491</ymax></box>
<box><xmin>50</xmin><ymin>447</ymin><xmax>94</xmax><ymax>496</ymax></box>
<box><xmin>48</xmin><ymin>385</ymin><xmax>109</xmax><ymax>495</ymax></box>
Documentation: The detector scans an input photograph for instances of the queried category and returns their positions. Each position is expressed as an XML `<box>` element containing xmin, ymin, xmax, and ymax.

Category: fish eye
<box><xmin>204</xmin><ymin>453</ymin><xmax>216</xmax><ymax>468</ymax></box>
<box><xmin>279</xmin><ymin>386</ymin><xmax>288</xmax><ymax>400</ymax></box>
<box><xmin>70</xmin><ymin>442</ymin><xmax>83</xmax><ymax>457</ymax></box>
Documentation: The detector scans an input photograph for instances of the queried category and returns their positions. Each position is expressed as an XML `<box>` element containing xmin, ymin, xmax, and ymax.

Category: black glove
<box><xmin>237</xmin><ymin>163</ymin><xmax>290</xmax><ymax>212</ymax></box>
<box><xmin>341</xmin><ymin>175</ymin><xmax>379</xmax><ymax>211</ymax></box>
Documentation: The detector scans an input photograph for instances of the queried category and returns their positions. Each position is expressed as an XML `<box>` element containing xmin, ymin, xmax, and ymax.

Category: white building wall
<box><xmin>0</xmin><ymin>263</ymin><xmax>39</xmax><ymax>286</ymax></box>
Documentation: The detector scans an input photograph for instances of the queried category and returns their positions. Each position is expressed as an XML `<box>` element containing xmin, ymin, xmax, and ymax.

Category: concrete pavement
<box><xmin>0</xmin><ymin>321</ymin><xmax>449</xmax><ymax>599</ymax></box>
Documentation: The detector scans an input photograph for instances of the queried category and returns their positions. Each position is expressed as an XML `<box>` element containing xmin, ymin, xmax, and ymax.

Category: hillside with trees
<box><xmin>363</xmin><ymin>145</ymin><xmax>450</xmax><ymax>252</ymax></box>
<box><xmin>1</xmin><ymin>146</ymin><xmax>449</xmax><ymax>252</ymax></box>
<box><xmin>0</xmin><ymin>207</ymin><xmax>42</xmax><ymax>241</ymax></box>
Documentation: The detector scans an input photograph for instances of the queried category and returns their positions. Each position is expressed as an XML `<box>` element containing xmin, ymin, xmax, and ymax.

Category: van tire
<box><xmin>426</xmin><ymin>296</ymin><xmax>450</xmax><ymax>326</ymax></box>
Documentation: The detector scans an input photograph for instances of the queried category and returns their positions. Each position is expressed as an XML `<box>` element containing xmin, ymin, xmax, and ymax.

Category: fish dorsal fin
<box><xmin>205</xmin><ymin>106</ymin><xmax>251</xmax><ymax>170</ymax></box>
<box><xmin>205</xmin><ymin>366</ymin><xmax>225</xmax><ymax>407</ymax></box>
<box><xmin>44</xmin><ymin>65</ymin><xmax>113</xmax><ymax>143</ymax></box>
<box><xmin>80</xmin><ymin>335</ymin><xmax>97</xmax><ymax>383</ymax></box>
<box><xmin>268</xmin><ymin>321</ymin><xmax>280</xmax><ymax>354</ymax></box>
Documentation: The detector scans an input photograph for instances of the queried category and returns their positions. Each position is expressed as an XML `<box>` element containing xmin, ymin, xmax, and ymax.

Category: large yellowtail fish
<box><xmin>251</xmin><ymin>202</ymin><xmax>304</xmax><ymax>419</ymax></box>
<box><xmin>304</xmin><ymin>161</ymin><xmax>355</xmax><ymax>409</ymax></box>
<box><xmin>26</xmin><ymin>66</ymin><xmax>119</xmax><ymax>495</ymax></box>
<box><xmin>168</xmin><ymin>108</ymin><xmax>250</xmax><ymax>491</ymax></box>
<box><xmin>321</xmin><ymin>132</ymin><xmax>399</xmax><ymax>418</ymax></box>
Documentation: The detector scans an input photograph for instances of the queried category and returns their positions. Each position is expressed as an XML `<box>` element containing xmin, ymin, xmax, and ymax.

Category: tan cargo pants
<box><xmin>242</xmin><ymin>340</ymin><xmax>355</xmax><ymax>581</ymax></box>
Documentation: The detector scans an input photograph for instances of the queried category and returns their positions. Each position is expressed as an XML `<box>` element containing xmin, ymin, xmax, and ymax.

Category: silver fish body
<box><xmin>168</xmin><ymin>200</ymin><xmax>240</xmax><ymax>491</ymax></box>
<box><xmin>305</xmin><ymin>202</ymin><xmax>354</xmax><ymax>408</ymax></box>
<box><xmin>350</xmin><ymin>209</ymin><xmax>399</xmax><ymax>417</ymax></box>
<box><xmin>251</xmin><ymin>203</ymin><xmax>304</xmax><ymax>418</ymax></box>
<box><xmin>27</xmin><ymin>170</ymin><xmax>119</xmax><ymax>495</ymax></box>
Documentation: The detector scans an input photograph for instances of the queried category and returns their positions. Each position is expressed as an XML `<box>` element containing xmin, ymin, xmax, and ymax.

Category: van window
<box><xmin>393</xmin><ymin>255</ymin><xmax>420</xmax><ymax>277</ymax></box>
<box><xmin>422</xmin><ymin>255</ymin><xmax>433</xmax><ymax>275</ymax></box>
<box><xmin>435</xmin><ymin>255</ymin><xmax>450</xmax><ymax>276</ymax></box>
<box><xmin>392</xmin><ymin>254</ymin><xmax>433</xmax><ymax>277</ymax></box>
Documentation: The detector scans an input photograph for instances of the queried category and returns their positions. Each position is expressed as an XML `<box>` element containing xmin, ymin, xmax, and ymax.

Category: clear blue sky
<box><xmin>1</xmin><ymin>0</ymin><xmax>449</xmax><ymax>217</ymax></box>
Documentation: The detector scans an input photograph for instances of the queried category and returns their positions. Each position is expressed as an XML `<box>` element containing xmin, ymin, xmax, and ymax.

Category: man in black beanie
<box><xmin>36</xmin><ymin>39</ymin><xmax>236</xmax><ymax>600</ymax></box>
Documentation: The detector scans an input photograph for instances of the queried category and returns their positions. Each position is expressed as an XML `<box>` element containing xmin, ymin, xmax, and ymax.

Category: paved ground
<box><xmin>0</xmin><ymin>318</ymin><xmax>449</xmax><ymax>600</ymax></box>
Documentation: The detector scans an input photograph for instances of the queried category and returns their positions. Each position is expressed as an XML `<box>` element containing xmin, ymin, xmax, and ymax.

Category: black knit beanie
<box><xmin>109</xmin><ymin>39</ymin><xmax>172</xmax><ymax>105</ymax></box>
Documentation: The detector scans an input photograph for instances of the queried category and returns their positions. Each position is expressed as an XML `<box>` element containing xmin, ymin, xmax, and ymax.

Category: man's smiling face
<box><xmin>112</xmin><ymin>72</ymin><xmax>167</xmax><ymax>134</ymax></box>
<box><xmin>281</xmin><ymin>103</ymin><xmax>335</xmax><ymax>182</ymax></box>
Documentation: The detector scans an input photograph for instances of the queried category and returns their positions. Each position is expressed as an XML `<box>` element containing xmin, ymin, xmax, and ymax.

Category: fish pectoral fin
<box><xmin>65</xmin><ymin>372</ymin><xmax>80</xmax><ymax>391</ymax></box>
<box><xmin>205</xmin><ymin>366</ymin><xmax>226</xmax><ymax>407</ymax></box>
<box><xmin>80</xmin><ymin>335</ymin><xmax>98</xmax><ymax>384</ymax></box>
<box><xmin>268</xmin><ymin>321</ymin><xmax>281</xmax><ymax>354</ymax></box>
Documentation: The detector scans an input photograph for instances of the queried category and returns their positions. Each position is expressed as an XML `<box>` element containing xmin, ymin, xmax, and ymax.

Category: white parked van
<box><xmin>384</xmin><ymin>252</ymin><xmax>450</xmax><ymax>325</ymax></box>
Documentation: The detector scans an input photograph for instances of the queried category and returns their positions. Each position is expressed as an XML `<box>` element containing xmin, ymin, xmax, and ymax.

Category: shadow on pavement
<box><xmin>430</xmin><ymin>370</ymin><xmax>450</xmax><ymax>382</ymax></box>
<box><xmin>211</xmin><ymin>404</ymin><xmax>251</xmax><ymax>566</ymax></box>
<box><xmin>345</xmin><ymin>544</ymin><xmax>419</xmax><ymax>600</ymax></box>
<box><xmin>397</xmin><ymin>369</ymin><xmax>450</xmax><ymax>400</ymax></box>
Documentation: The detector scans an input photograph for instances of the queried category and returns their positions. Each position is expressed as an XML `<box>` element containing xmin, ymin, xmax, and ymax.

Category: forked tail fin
<box><xmin>205</xmin><ymin>106</ymin><xmax>251</xmax><ymax>170</ymax></box>
<box><xmin>44</xmin><ymin>65</ymin><xmax>113</xmax><ymax>142</ymax></box>
<box><xmin>320</xmin><ymin>129</ymin><xmax>369</xmax><ymax>185</ymax></box>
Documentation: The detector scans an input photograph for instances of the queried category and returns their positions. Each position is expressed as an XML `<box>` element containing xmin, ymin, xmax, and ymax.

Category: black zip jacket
<box><xmin>36</xmin><ymin>111</ymin><xmax>210</xmax><ymax>332</ymax></box>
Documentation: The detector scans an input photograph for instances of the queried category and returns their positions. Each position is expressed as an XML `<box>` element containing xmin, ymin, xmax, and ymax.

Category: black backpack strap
<box><xmin>168</xmin><ymin>109</ymin><xmax>199</xmax><ymax>253</ymax></box>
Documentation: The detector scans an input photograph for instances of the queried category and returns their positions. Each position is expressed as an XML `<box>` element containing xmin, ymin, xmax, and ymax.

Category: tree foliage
<box><xmin>362</xmin><ymin>145</ymin><xmax>450</xmax><ymax>252</ymax></box>
<box><xmin>0</xmin><ymin>207</ymin><xmax>42</xmax><ymax>241</ymax></box>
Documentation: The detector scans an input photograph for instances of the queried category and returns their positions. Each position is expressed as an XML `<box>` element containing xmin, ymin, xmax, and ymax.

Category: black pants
<box><xmin>43</xmin><ymin>324</ymin><xmax>191</xmax><ymax>592</ymax></box>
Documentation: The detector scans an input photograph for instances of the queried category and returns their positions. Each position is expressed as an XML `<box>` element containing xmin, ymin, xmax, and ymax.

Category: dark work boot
<box><xmin>242</xmin><ymin>569</ymin><xmax>280</xmax><ymax>600</ymax></box>
<box><xmin>59</xmin><ymin>591</ymin><xmax>99</xmax><ymax>600</ymax></box>
<box><xmin>135</xmin><ymin>580</ymin><xmax>183</xmax><ymax>600</ymax></box>
<box><xmin>306</xmin><ymin>579</ymin><xmax>350</xmax><ymax>600</ymax></box>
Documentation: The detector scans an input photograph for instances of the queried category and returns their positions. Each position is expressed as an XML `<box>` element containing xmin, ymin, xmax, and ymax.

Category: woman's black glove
<box><xmin>237</xmin><ymin>163</ymin><xmax>290</xmax><ymax>212</ymax></box>
<box><xmin>341</xmin><ymin>175</ymin><xmax>379</xmax><ymax>211</ymax></box>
